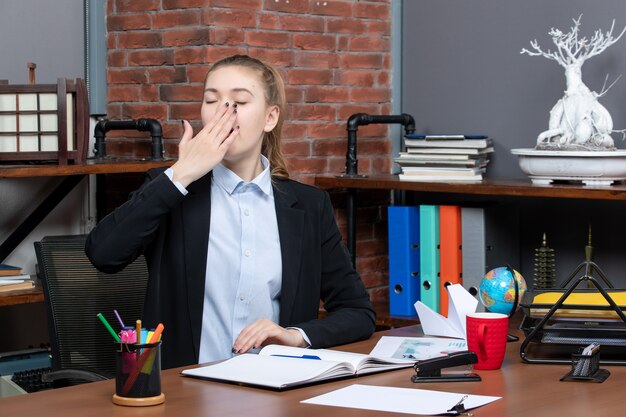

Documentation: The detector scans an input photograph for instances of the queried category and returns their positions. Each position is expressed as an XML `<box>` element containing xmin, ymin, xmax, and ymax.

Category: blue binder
<box><xmin>419</xmin><ymin>205</ymin><xmax>440</xmax><ymax>312</ymax></box>
<box><xmin>387</xmin><ymin>206</ymin><xmax>420</xmax><ymax>316</ymax></box>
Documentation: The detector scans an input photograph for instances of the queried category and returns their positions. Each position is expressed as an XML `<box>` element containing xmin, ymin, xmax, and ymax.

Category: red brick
<box><xmin>280</xmin><ymin>15</ymin><xmax>325</xmax><ymax>32</ymax></box>
<box><xmin>307</xmin><ymin>122</ymin><xmax>345</xmax><ymax>139</ymax></box>
<box><xmin>205</xmin><ymin>8</ymin><xmax>256</xmax><ymax>28</ymax></box>
<box><xmin>108</xmin><ymin>50</ymin><xmax>127</xmax><ymax>67</ymax></box>
<box><xmin>293</xmin><ymin>34</ymin><xmax>336</xmax><ymax>51</ymax></box>
<box><xmin>107</xmin><ymin>33</ymin><xmax>116</xmax><ymax>49</ymax></box>
<box><xmin>263</xmin><ymin>0</ymin><xmax>308</xmax><ymax>13</ymax></box>
<box><xmin>370</xmin><ymin>156</ymin><xmax>390</xmax><ymax>174</ymax></box>
<box><xmin>186</xmin><ymin>65</ymin><xmax>211</xmax><ymax>83</ymax></box>
<box><xmin>309</xmin><ymin>0</ymin><xmax>352</xmax><ymax>17</ymax></box>
<box><xmin>282</xmin><ymin>139</ymin><xmax>310</xmax><ymax>156</ymax></box>
<box><xmin>160</xmin><ymin>84</ymin><xmax>204</xmax><ymax>101</ymax></box>
<box><xmin>355</xmin><ymin>124</ymin><xmax>388</xmax><ymax>138</ymax></box>
<box><xmin>328</xmin><ymin>156</ymin><xmax>349</xmax><ymax>174</ymax></box>
<box><xmin>211</xmin><ymin>27</ymin><xmax>245</xmax><ymax>45</ymax></box>
<box><xmin>164</xmin><ymin>140</ymin><xmax>179</xmax><ymax>157</ymax></box>
<box><xmin>339</xmin><ymin>53</ymin><xmax>384</xmax><ymax>70</ymax></box>
<box><xmin>287</xmin><ymin>69</ymin><xmax>332</xmax><ymax>85</ymax></box>
<box><xmin>337</xmin><ymin>35</ymin><xmax>349</xmax><ymax>51</ymax></box>
<box><xmin>293</xmin><ymin>51</ymin><xmax>339</xmax><ymax>68</ymax></box>
<box><xmin>169</xmin><ymin>103</ymin><xmax>201</xmax><ymax>120</ymax></box>
<box><xmin>121</xmin><ymin>103</ymin><xmax>167</xmax><ymax>120</ymax></box>
<box><xmin>107</xmin><ymin>103</ymin><xmax>123</xmax><ymax>119</ymax></box>
<box><xmin>367</xmin><ymin>20</ymin><xmax>391</xmax><ymax>36</ymax></box>
<box><xmin>107</xmin><ymin>14</ymin><xmax>151</xmax><ymax>31</ymax></box>
<box><xmin>258</xmin><ymin>13</ymin><xmax>279</xmax><ymax>30</ymax></box>
<box><xmin>108</xmin><ymin>68</ymin><xmax>148</xmax><ymax>84</ymax></box>
<box><xmin>305</xmin><ymin>86</ymin><xmax>349</xmax><ymax>103</ymax></box>
<box><xmin>115</xmin><ymin>0</ymin><xmax>159</xmax><ymax>12</ymax></box>
<box><xmin>153</xmin><ymin>10</ymin><xmax>202</xmax><ymax>28</ymax></box>
<box><xmin>141</xmin><ymin>85</ymin><xmax>159</xmax><ymax>101</ymax></box>
<box><xmin>368</xmin><ymin>286</ymin><xmax>389</xmax><ymax>304</ymax></box>
<box><xmin>118</xmin><ymin>32</ymin><xmax>162</xmax><ymax>49</ymax></box>
<box><xmin>360</xmin><ymin>270</ymin><xmax>387</xmax><ymax>289</ymax></box>
<box><xmin>205</xmin><ymin>46</ymin><xmax>247</xmax><ymax>63</ymax></box>
<box><xmin>284</xmin><ymin>86</ymin><xmax>304</xmax><ymax>103</ymax></box>
<box><xmin>108</xmin><ymin>85</ymin><xmax>140</xmax><ymax>102</ymax></box>
<box><xmin>290</xmin><ymin>104</ymin><xmax>335</xmax><ymax>121</ymax></box>
<box><xmin>377</xmin><ymin>71</ymin><xmax>389</xmax><ymax>86</ymax></box>
<box><xmin>349</xmin><ymin>87</ymin><xmax>390</xmax><ymax>103</ymax></box>
<box><xmin>210</xmin><ymin>0</ymin><xmax>262</xmax><ymax>9</ymax></box>
<box><xmin>148</xmin><ymin>67</ymin><xmax>187</xmax><ymax>83</ymax></box>
<box><xmin>281</xmin><ymin>122</ymin><xmax>307</xmax><ymax>140</ymax></box>
<box><xmin>163</xmin><ymin>28</ymin><xmax>210</xmax><ymax>46</ymax></box>
<box><xmin>162</xmin><ymin>0</ymin><xmax>205</xmax><ymax>9</ymax></box>
<box><xmin>286</xmin><ymin>157</ymin><xmax>328</xmax><ymax>174</ymax></box>
<box><xmin>162</xmin><ymin>122</ymin><xmax>183</xmax><ymax>139</ymax></box>
<box><xmin>336</xmin><ymin>70</ymin><xmax>376</xmax><ymax>86</ymax></box>
<box><xmin>245</xmin><ymin>31</ymin><xmax>290</xmax><ymax>48</ymax></box>
<box><xmin>128</xmin><ymin>49</ymin><xmax>175</xmax><ymax>66</ymax></box>
<box><xmin>175</xmin><ymin>47</ymin><xmax>206</xmax><ymax>64</ymax></box>
<box><xmin>350</xmin><ymin>36</ymin><xmax>390</xmax><ymax>52</ymax></box>
<box><xmin>338</xmin><ymin>104</ymin><xmax>379</xmax><ymax>120</ymax></box>
<box><xmin>312</xmin><ymin>139</ymin><xmax>344</xmax><ymax>155</ymax></box>
<box><xmin>356</xmin><ymin>238</ymin><xmax>388</xmax><ymax>257</ymax></box>
<box><xmin>360</xmin><ymin>139</ymin><xmax>390</xmax><ymax>154</ymax></box>
<box><xmin>354</xmin><ymin>2</ymin><xmax>390</xmax><ymax>20</ymax></box>
<box><xmin>248</xmin><ymin>48</ymin><xmax>293</xmax><ymax>67</ymax></box>
<box><xmin>326</xmin><ymin>17</ymin><xmax>367</xmax><ymax>34</ymax></box>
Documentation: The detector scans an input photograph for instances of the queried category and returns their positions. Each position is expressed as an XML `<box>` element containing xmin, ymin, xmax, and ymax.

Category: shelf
<box><xmin>314</xmin><ymin>174</ymin><xmax>626</xmax><ymax>201</ymax></box>
<box><xmin>0</xmin><ymin>158</ymin><xmax>175</xmax><ymax>178</ymax></box>
<box><xmin>0</xmin><ymin>281</ymin><xmax>44</xmax><ymax>307</ymax></box>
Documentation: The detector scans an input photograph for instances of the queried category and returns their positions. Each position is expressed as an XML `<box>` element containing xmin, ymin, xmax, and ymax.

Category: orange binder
<box><xmin>439</xmin><ymin>205</ymin><xmax>463</xmax><ymax>317</ymax></box>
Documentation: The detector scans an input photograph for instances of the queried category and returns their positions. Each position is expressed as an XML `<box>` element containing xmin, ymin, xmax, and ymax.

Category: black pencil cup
<box><xmin>112</xmin><ymin>342</ymin><xmax>165</xmax><ymax>406</ymax></box>
<box><xmin>560</xmin><ymin>348</ymin><xmax>610</xmax><ymax>383</ymax></box>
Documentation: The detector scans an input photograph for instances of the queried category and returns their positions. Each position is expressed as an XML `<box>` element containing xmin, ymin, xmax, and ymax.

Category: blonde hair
<box><xmin>205</xmin><ymin>55</ymin><xmax>289</xmax><ymax>180</ymax></box>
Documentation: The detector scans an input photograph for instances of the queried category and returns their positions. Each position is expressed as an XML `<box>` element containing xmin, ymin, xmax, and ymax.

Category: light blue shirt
<box><xmin>165</xmin><ymin>157</ymin><xmax>285</xmax><ymax>362</ymax></box>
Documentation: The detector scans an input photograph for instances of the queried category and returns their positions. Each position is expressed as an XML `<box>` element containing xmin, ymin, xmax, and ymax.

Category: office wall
<box><xmin>402</xmin><ymin>1</ymin><xmax>626</xmax><ymax>179</ymax></box>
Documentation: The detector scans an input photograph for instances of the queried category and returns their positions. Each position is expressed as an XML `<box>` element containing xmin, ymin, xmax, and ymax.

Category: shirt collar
<box><xmin>212</xmin><ymin>155</ymin><xmax>272</xmax><ymax>196</ymax></box>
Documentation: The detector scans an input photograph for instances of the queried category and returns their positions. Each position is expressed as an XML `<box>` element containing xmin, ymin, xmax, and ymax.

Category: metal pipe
<box><xmin>93</xmin><ymin>118</ymin><xmax>164</xmax><ymax>160</ymax></box>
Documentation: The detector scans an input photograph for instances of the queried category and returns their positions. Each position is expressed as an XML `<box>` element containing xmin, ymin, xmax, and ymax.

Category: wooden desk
<box><xmin>1</xmin><ymin>325</ymin><xmax>623</xmax><ymax>416</ymax></box>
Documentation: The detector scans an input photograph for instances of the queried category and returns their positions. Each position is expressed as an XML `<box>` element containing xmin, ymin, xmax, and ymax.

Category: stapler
<box><xmin>411</xmin><ymin>351</ymin><xmax>481</xmax><ymax>383</ymax></box>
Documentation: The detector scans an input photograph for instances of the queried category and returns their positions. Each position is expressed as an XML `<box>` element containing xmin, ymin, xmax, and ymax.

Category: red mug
<box><xmin>466</xmin><ymin>312</ymin><xmax>508</xmax><ymax>370</ymax></box>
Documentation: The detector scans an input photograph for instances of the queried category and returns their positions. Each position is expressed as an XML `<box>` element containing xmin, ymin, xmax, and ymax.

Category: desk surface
<box><xmin>1</xmin><ymin>325</ymin><xmax>623</xmax><ymax>416</ymax></box>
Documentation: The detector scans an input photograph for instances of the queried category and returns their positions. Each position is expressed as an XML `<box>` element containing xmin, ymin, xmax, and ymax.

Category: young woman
<box><xmin>86</xmin><ymin>55</ymin><xmax>375</xmax><ymax>369</ymax></box>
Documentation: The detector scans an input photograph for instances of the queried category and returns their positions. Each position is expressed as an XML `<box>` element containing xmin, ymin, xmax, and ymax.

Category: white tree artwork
<box><xmin>521</xmin><ymin>16</ymin><xmax>626</xmax><ymax>151</ymax></box>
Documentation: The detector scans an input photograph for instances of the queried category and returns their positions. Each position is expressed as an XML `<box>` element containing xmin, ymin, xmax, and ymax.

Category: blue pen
<box><xmin>271</xmin><ymin>354</ymin><xmax>321</xmax><ymax>360</ymax></box>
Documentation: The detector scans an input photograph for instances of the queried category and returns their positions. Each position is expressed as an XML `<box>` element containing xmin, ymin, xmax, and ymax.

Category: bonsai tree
<box><xmin>521</xmin><ymin>16</ymin><xmax>626</xmax><ymax>150</ymax></box>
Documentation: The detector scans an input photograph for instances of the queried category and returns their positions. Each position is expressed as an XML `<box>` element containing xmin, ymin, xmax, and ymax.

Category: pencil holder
<box><xmin>560</xmin><ymin>348</ymin><xmax>610</xmax><ymax>383</ymax></box>
<box><xmin>112</xmin><ymin>341</ymin><xmax>165</xmax><ymax>406</ymax></box>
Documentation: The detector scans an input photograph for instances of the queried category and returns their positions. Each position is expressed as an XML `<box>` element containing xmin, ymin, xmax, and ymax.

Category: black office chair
<box><xmin>34</xmin><ymin>235</ymin><xmax>149</xmax><ymax>386</ymax></box>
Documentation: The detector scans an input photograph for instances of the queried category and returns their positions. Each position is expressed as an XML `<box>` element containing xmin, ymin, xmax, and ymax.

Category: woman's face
<box><xmin>201</xmin><ymin>65</ymin><xmax>279</xmax><ymax>165</ymax></box>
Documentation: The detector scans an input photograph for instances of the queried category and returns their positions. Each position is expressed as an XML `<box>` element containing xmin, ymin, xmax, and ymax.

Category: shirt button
<box><xmin>244</xmin><ymin>249</ymin><xmax>251</xmax><ymax>257</ymax></box>
<box><xmin>244</xmin><ymin>209</ymin><xmax>250</xmax><ymax>216</ymax></box>
<box><xmin>239</xmin><ymin>294</ymin><xmax>245</xmax><ymax>301</ymax></box>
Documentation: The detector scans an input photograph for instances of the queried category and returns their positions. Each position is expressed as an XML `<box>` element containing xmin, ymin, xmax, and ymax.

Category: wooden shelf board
<box><xmin>0</xmin><ymin>282</ymin><xmax>44</xmax><ymax>307</ymax></box>
<box><xmin>0</xmin><ymin>158</ymin><xmax>175</xmax><ymax>178</ymax></box>
<box><xmin>314</xmin><ymin>174</ymin><xmax>626</xmax><ymax>201</ymax></box>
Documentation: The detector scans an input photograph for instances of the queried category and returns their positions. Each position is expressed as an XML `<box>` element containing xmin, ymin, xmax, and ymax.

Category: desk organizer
<box><xmin>560</xmin><ymin>349</ymin><xmax>610</xmax><ymax>382</ymax></box>
<box><xmin>519</xmin><ymin>260</ymin><xmax>626</xmax><ymax>365</ymax></box>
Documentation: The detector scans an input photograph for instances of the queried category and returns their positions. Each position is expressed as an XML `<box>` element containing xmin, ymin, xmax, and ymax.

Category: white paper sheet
<box><xmin>414</xmin><ymin>284</ymin><xmax>478</xmax><ymax>339</ymax></box>
<box><xmin>302</xmin><ymin>384</ymin><xmax>500</xmax><ymax>415</ymax></box>
<box><xmin>369</xmin><ymin>336</ymin><xmax>468</xmax><ymax>361</ymax></box>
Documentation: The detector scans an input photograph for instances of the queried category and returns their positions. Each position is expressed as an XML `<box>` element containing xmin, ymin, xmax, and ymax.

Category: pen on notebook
<box><xmin>113</xmin><ymin>309</ymin><xmax>125</xmax><ymax>328</ymax></box>
<box><xmin>271</xmin><ymin>354</ymin><xmax>321</xmax><ymax>360</ymax></box>
<box><xmin>97</xmin><ymin>313</ymin><xmax>121</xmax><ymax>343</ymax></box>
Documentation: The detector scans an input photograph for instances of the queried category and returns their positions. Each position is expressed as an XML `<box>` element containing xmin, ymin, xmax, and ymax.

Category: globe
<box><xmin>479</xmin><ymin>267</ymin><xmax>527</xmax><ymax>315</ymax></box>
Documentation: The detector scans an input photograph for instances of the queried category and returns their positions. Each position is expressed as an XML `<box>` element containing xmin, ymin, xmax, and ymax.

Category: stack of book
<box><xmin>0</xmin><ymin>264</ymin><xmax>34</xmax><ymax>292</ymax></box>
<box><xmin>395</xmin><ymin>134</ymin><xmax>493</xmax><ymax>181</ymax></box>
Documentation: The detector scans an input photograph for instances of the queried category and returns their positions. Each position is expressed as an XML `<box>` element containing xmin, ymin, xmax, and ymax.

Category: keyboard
<box><xmin>11</xmin><ymin>367</ymin><xmax>53</xmax><ymax>393</ymax></box>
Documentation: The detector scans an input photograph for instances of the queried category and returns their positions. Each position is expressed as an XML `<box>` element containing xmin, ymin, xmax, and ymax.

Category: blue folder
<box><xmin>387</xmin><ymin>206</ymin><xmax>420</xmax><ymax>316</ymax></box>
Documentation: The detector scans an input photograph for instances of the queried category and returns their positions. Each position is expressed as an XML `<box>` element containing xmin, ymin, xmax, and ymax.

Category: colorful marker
<box><xmin>97</xmin><ymin>313</ymin><xmax>120</xmax><ymax>343</ymax></box>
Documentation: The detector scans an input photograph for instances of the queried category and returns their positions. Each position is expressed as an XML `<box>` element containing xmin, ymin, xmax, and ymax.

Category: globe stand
<box><xmin>507</xmin><ymin>269</ymin><xmax>520</xmax><ymax>342</ymax></box>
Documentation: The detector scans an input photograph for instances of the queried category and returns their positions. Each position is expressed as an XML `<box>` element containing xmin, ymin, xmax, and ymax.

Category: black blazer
<box><xmin>86</xmin><ymin>169</ymin><xmax>375</xmax><ymax>369</ymax></box>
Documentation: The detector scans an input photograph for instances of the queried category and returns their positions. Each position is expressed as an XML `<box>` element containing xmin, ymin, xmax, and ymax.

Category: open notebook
<box><xmin>181</xmin><ymin>345</ymin><xmax>413</xmax><ymax>390</ymax></box>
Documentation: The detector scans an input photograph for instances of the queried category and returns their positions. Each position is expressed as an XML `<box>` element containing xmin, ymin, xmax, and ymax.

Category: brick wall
<box><xmin>105</xmin><ymin>0</ymin><xmax>393</xmax><ymax>308</ymax></box>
